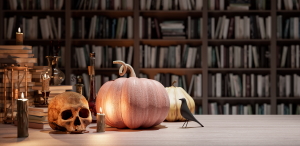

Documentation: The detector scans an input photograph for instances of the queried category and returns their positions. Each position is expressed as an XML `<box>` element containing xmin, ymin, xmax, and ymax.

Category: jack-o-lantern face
<box><xmin>48</xmin><ymin>92</ymin><xmax>92</xmax><ymax>132</ymax></box>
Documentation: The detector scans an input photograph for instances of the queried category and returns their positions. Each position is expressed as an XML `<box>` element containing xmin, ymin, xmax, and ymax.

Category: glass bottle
<box><xmin>88</xmin><ymin>52</ymin><xmax>96</xmax><ymax>122</ymax></box>
<box><xmin>45</xmin><ymin>56</ymin><xmax>65</xmax><ymax>85</ymax></box>
<box><xmin>75</xmin><ymin>75</ymin><xmax>84</xmax><ymax>95</ymax></box>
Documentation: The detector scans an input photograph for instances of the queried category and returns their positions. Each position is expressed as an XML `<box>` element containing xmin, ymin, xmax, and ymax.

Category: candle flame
<box><xmin>100</xmin><ymin>107</ymin><xmax>102</xmax><ymax>113</ymax></box>
<box><xmin>21</xmin><ymin>92</ymin><xmax>24</xmax><ymax>99</ymax></box>
<box><xmin>18</xmin><ymin>27</ymin><xmax>21</xmax><ymax>33</ymax></box>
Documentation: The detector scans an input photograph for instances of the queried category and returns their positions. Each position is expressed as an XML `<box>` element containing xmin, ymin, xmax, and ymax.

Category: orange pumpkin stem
<box><xmin>171</xmin><ymin>81</ymin><xmax>177</xmax><ymax>86</ymax></box>
<box><xmin>113</xmin><ymin>60</ymin><xmax>136</xmax><ymax>77</ymax></box>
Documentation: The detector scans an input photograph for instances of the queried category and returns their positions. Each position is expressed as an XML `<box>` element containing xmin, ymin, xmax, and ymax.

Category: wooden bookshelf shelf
<box><xmin>71</xmin><ymin>10</ymin><xmax>134</xmax><ymax>17</ymax></box>
<box><xmin>140</xmin><ymin>68</ymin><xmax>202</xmax><ymax>72</ymax></box>
<box><xmin>4</xmin><ymin>39</ymin><xmax>65</xmax><ymax>41</ymax></box>
<box><xmin>207</xmin><ymin>10</ymin><xmax>271</xmax><ymax>13</ymax></box>
<box><xmin>2</xmin><ymin>10</ymin><xmax>65</xmax><ymax>12</ymax></box>
<box><xmin>277</xmin><ymin>97</ymin><xmax>300</xmax><ymax>100</ymax></box>
<box><xmin>208</xmin><ymin>68</ymin><xmax>270</xmax><ymax>71</ymax></box>
<box><xmin>71</xmin><ymin>39</ymin><xmax>134</xmax><ymax>46</ymax></box>
<box><xmin>71</xmin><ymin>68</ymin><xmax>119</xmax><ymax>71</ymax></box>
<box><xmin>277</xmin><ymin>68</ymin><xmax>300</xmax><ymax>71</ymax></box>
<box><xmin>140</xmin><ymin>10</ymin><xmax>203</xmax><ymax>18</ymax></box>
<box><xmin>141</xmin><ymin>39</ymin><xmax>202</xmax><ymax>46</ymax></box>
<box><xmin>277</xmin><ymin>10</ymin><xmax>300</xmax><ymax>13</ymax></box>
<box><xmin>1</xmin><ymin>0</ymin><xmax>299</xmax><ymax>115</ymax></box>
<box><xmin>208</xmin><ymin>97</ymin><xmax>270</xmax><ymax>100</ymax></box>
<box><xmin>208</xmin><ymin>39</ymin><xmax>270</xmax><ymax>45</ymax></box>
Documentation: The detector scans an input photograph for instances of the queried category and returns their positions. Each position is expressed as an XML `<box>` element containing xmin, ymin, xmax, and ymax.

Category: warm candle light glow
<box><xmin>21</xmin><ymin>92</ymin><xmax>24</xmax><ymax>99</ymax></box>
<box><xmin>18</xmin><ymin>27</ymin><xmax>21</xmax><ymax>33</ymax></box>
<box><xmin>100</xmin><ymin>107</ymin><xmax>102</xmax><ymax>113</ymax></box>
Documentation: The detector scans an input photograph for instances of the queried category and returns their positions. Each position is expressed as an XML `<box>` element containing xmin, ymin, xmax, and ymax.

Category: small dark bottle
<box><xmin>88</xmin><ymin>52</ymin><xmax>97</xmax><ymax>123</ymax></box>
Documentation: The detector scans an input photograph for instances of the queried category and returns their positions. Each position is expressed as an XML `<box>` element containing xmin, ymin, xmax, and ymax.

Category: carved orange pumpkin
<box><xmin>165</xmin><ymin>82</ymin><xmax>195</xmax><ymax>121</ymax></box>
<box><xmin>96</xmin><ymin>61</ymin><xmax>170</xmax><ymax>129</ymax></box>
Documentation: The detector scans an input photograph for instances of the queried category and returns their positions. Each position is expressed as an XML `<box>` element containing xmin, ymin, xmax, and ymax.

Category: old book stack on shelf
<box><xmin>1</xmin><ymin>0</ymin><xmax>300</xmax><ymax>115</ymax></box>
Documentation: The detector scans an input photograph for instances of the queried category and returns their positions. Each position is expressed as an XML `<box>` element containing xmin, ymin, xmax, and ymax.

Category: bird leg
<box><xmin>182</xmin><ymin>121</ymin><xmax>186</xmax><ymax>128</ymax></box>
<box><xmin>185</xmin><ymin>120</ymin><xmax>189</xmax><ymax>128</ymax></box>
<box><xmin>182</xmin><ymin>120</ymin><xmax>189</xmax><ymax>128</ymax></box>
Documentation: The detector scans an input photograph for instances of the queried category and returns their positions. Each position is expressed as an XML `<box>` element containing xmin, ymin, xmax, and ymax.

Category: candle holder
<box><xmin>3</xmin><ymin>64</ymin><xmax>29</xmax><ymax>124</ymax></box>
<box><xmin>35</xmin><ymin>73</ymin><xmax>50</xmax><ymax>107</ymax></box>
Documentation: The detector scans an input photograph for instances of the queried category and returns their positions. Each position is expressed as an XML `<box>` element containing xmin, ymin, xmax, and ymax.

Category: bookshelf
<box><xmin>1</xmin><ymin>0</ymin><xmax>300</xmax><ymax>115</ymax></box>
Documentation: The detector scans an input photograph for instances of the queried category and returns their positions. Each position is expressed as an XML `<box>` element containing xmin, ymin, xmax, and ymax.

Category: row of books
<box><xmin>277</xmin><ymin>0</ymin><xmax>300</xmax><ymax>10</ymax></box>
<box><xmin>208</xmin><ymin>45</ymin><xmax>270</xmax><ymax>68</ymax></box>
<box><xmin>278</xmin><ymin>45</ymin><xmax>300</xmax><ymax>68</ymax></box>
<box><xmin>73</xmin><ymin>0</ymin><xmax>133</xmax><ymax>10</ymax></box>
<box><xmin>140</xmin><ymin>44</ymin><xmax>201</xmax><ymax>68</ymax></box>
<box><xmin>208</xmin><ymin>15</ymin><xmax>271</xmax><ymax>39</ymax></box>
<box><xmin>71</xmin><ymin>16</ymin><xmax>132</xmax><ymax>39</ymax></box>
<box><xmin>278</xmin><ymin>74</ymin><xmax>300</xmax><ymax>97</ymax></box>
<box><xmin>209</xmin><ymin>102</ymin><xmax>271</xmax><ymax>115</ymax></box>
<box><xmin>277</xmin><ymin>16</ymin><xmax>300</xmax><ymax>39</ymax></box>
<box><xmin>208</xmin><ymin>0</ymin><xmax>268</xmax><ymax>10</ymax></box>
<box><xmin>208</xmin><ymin>73</ymin><xmax>270</xmax><ymax>97</ymax></box>
<box><xmin>152</xmin><ymin>73</ymin><xmax>202</xmax><ymax>97</ymax></box>
<box><xmin>74</xmin><ymin>45</ymin><xmax>133</xmax><ymax>68</ymax></box>
<box><xmin>140</xmin><ymin>0</ymin><xmax>203</xmax><ymax>10</ymax></box>
<box><xmin>4</xmin><ymin>16</ymin><xmax>63</xmax><ymax>39</ymax></box>
<box><xmin>153</xmin><ymin>73</ymin><xmax>188</xmax><ymax>90</ymax></box>
<box><xmin>277</xmin><ymin>103</ymin><xmax>300</xmax><ymax>115</ymax></box>
<box><xmin>189</xmin><ymin>74</ymin><xmax>202</xmax><ymax>97</ymax></box>
<box><xmin>5</xmin><ymin>0</ymin><xmax>64</xmax><ymax>10</ymax></box>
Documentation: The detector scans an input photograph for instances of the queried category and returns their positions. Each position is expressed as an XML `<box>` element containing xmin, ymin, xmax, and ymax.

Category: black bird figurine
<box><xmin>179</xmin><ymin>98</ymin><xmax>204</xmax><ymax>128</ymax></box>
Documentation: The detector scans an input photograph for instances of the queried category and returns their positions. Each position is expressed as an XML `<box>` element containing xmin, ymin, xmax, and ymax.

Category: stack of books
<box><xmin>0</xmin><ymin>45</ymin><xmax>37</xmax><ymax>67</ymax></box>
<box><xmin>160</xmin><ymin>20</ymin><xmax>186</xmax><ymax>39</ymax></box>
<box><xmin>28</xmin><ymin>107</ymin><xmax>49</xmax><ymax>129</ymax></box>
<box><xmin>227</xmin><ymin>0</ymin><xmax>251</xmax><ymax>10</ymax></box>
<box><xmin>32</xmin><ymin>85</ymin><xmax>73</xmax><ymax>104</ymax></box>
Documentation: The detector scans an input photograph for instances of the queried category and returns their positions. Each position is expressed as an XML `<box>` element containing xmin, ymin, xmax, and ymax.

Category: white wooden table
<box><xmin>1</xmin><ymin>115</ymin><xmax>300</xmax><ymax>146</ymax></box>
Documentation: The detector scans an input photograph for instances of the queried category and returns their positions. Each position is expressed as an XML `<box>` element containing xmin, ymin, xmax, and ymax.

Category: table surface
<box><xmin>0</xmin><ymin>115</ymin><xmax>300</xmax><ymax>146</ymax></box>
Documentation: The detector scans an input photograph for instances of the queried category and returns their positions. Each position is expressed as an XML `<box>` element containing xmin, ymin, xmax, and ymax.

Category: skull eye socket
<box><xmin>61</xmin><ymin>110</ymin><xmax>73</xmax><ymax>120</ymax></box>
<box><xmin>79</xmin><ymin>108</ymin><xmax>89</xmax><ymax>118</ymax></box>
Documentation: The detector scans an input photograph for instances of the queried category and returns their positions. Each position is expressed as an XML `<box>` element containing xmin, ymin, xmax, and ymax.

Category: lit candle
<box><xmin>16</xmin><ymin>27</ymin><xmax>23</xmax><ymax>45</ymax></box>
<box><xmin>17</xmin><ymin>93</ymin><xmax>28</xmax><ymax>137</ymax></box>
<box><xmin>42</xmin><ymin>74</ymin><xmax>50</xmax><ymax>91</ymax></box>
<box><xmin>97</xmin><ymin>107</ymin><xmax>105</xmax><ymax>132</ymax></box>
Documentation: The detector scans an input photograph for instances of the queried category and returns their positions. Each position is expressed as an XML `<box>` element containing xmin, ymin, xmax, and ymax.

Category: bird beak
<box><xmin>179</xmin><ymin>98</ymin><xmax>183</xmax><ymax>101</ymax></box>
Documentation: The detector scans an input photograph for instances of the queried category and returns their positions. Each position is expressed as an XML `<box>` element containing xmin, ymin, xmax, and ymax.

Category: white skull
<box><xmin>48</xmin><ymin>92</ymin><xmax>92</xmax><ymax>132</ymax></box>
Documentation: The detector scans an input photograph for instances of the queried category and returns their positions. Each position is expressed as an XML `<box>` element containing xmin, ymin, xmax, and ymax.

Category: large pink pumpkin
<box><xmin>96</xmin><ymin>61</ymin><xmax>170</xmax><ymax>129</ymax></box>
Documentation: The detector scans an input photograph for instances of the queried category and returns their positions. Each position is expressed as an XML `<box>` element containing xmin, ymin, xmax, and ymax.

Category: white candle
<box><xmin>42</xmin><ymin>74</ymin><xmax>50</xmax><ymax>91</ymax></box>
<box><xmin>97</xmin><ymin>107</ymin><xmax>105</xmax><ymax>132</ymax></box>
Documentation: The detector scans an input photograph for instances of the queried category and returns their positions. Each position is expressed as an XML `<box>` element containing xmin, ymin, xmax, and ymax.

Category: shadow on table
<box><xmin>2</xmin><ymin>136</ymin><xmax>28</xmax><ymax>142</ymax></box>
<box><xmin>89</xmin><ymin>124</ymin><xmax>167</xmax><ymax>132</ymax></box>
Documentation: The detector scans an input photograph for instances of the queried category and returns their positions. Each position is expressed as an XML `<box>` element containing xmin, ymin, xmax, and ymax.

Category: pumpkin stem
<box><xmin>113</xmin><ymin>60</ymin><xmax>136</xmax><ymax>77</ymax></box>
<box><xmin>171</xmin><ymin>81</ymin><xmax>177</xmax><ymax>86</ymax></box>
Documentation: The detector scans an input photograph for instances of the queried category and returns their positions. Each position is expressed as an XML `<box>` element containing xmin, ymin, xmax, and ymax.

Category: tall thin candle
<box><xmin>17</xmin><ymin>93</ymin><xmax>28</xmax><ymax>137</ymax></box>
